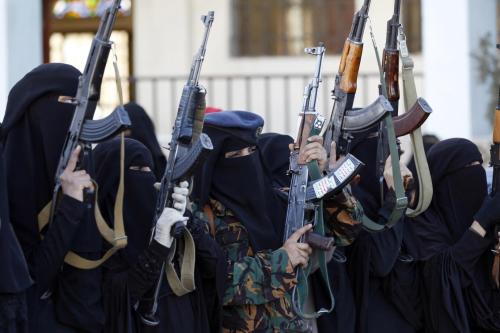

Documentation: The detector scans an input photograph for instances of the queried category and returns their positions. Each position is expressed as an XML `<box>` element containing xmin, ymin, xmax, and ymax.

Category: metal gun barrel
<box><xmin>189</xmin><ymin>11</ymin><xmax>215</xmax><ymax>85</ymax></box>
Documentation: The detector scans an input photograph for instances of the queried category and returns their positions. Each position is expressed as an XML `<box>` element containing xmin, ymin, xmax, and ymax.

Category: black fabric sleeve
<box><xmin>29</xmin><ymin>195</ymin><xmax>84</xmax><ymax>292</ymax></box>
<box><xmin>127</xmin><ymin>240</ymin><xmax>169</xmax><ymax>303</ymax></box>
<box><xmin>450</xmin><ymin>229</ymin><xmax>494</xmax><ymax>277</ymax></box>
<box><xmin>369</xmin><ymin>222</ymin><xmax>404</xmax><ymax>277</ymax></box>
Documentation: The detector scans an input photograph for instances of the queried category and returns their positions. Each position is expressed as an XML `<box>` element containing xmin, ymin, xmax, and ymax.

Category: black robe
<box><xmin>1</xmin><ymin>63</ymin><xmax>104</xmax><ymax>332</ymax></box>
<box><xmin>0</xmin><ymin>139</ymin><xmax>32</xmax><ymax>333</ymax></box>
<box><xmin>406</xmin><ymin>138</ymin><xmax>500</xmax><ymax>332</ymax></box>
<box><xmin>347</xmin><ymin>134</ymin><xmax>418</xmax><ymax>333</ymax></box>
<box><xmin>94</xmin><ymin>138</ymin><xmax>224</xmax><ymax>333</ymax></box>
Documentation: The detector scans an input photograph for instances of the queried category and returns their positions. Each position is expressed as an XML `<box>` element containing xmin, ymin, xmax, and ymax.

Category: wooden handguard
<box><xmin>339</xmin><ymin>40</ymin><xmax>363</xmax><ymax>94</ymax></box>
<box><xmin>304</xmin><ymin>232</ymin><xmax>334</xmax><ymax>251</ymax></box>
<box><xmin>393</xmin><ymin>97</ymin><xmax>432</xmax><ymax>137</ymax></box>
<box><xmin>382</xmin><ymin>50</ymin><xmax>400</xmax><ymax>103</ymax></box>
<box><xmin>494</xmin><ymin>107</ymin><xmax>500</xmax><ymax>144</ymax></box>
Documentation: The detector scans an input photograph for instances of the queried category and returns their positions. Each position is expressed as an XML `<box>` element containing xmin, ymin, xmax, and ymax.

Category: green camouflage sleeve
<box><xmin>324</xmin><ymin>188</ymin><xmax>363</xmax><ymax>246</ymax></box>
<box><xmin>223</xmin><ymin>248</ymin><xmax>297</xmax><ymax>306</ymax></box>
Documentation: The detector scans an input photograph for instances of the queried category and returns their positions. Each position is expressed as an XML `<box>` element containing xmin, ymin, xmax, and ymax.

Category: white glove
<box><xmin>154</xmin><ymin>207</ymin><xmax>188</xmax><ymax>248</ymax></box>
<box><xmin>172</xmin><ymin>181</ymin><xmax>189</xmax><ymax>215</ymax></box>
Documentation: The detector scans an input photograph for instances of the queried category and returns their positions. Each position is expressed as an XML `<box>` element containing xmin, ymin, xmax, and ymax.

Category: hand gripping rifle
<box><xmin>489</xmin><ymin>43</ymin><xmax>500</xmax><ymax>288</ymax></box>
<box><xmin>44</xmin><ymin>0</ymin><xmax>131</xmax><ymax>261</ymax></box>
<box><xmin>285</xmin><ymin>44</ymin><xmax>363</xmax><ymax>320</ymax></box>
<box><xmin>136</xmin><ymin>12</ymin><xmax>215</xmax><ymax>326</ymax></box>
<box><xmin>322</xmin><ymin>0</ymin><xmax>393</xmax><ymax>156</ymax></box>
<box><xmin>378</xmin><ymin>0</ymin><xmax>433</xmax><ymax>217</ymax></box>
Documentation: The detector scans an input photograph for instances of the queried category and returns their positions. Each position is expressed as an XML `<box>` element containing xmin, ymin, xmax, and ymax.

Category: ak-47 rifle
<box><xmin>382</xmin><ymin>0</ymin><xmax>431</xmax><ymax>132</ymax></box>
<box><xmin>378</xmin><ymin>0</ymin><xmax>433</xmax><ymax>217</ymax></box>
<box><xmin>136</xmin><ymin>11</ymin><xmax>215</xmax><ymax>326</ymax></box>
<box><xmin>323</xmin><ymin>0</ymin><xmax>393</xmax><ymax>155</ymax></box>
<box><xmin>284</xmin><ymin>43</ymin><xmax>363</xmax><ymax>320</ymax></box>
<box><xmin>48</xmin><ymin>0</ymin><xmax>130</xmax><ymax>229</ymax></box>
<box><xmin>489</xmin><ymin>44</ymin><xmax>500</xmax><ymax>288</ymax></box>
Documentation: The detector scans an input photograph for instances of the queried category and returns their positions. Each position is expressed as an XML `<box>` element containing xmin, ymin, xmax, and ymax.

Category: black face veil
<box><xmin>192</xmin><ymin>111</ymin><xmax>286</xmax><ymax>251</ymax></box>
<box><xmin>1</xmin><ymin>63</ymin><xmax>82</xmax><ymax>255</ymax></box>
<box><xmin>93</xmin><ymin>137</ymin><xmax>157</xmax><ymax>266</ymax></box>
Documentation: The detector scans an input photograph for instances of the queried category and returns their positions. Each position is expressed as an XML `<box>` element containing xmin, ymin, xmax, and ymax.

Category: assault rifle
<box><xmin>378</xmin><ymin>0</ymin><xmax>433</xmax><ymax>218</ymax></box>
<box><xmin>322</xmin><ymin>0</ymin><xmax>393</xmax><ymax>155</ymax></box>
<box><xmin>489</xmin><ymin>43</ymin><xmax>500</xmax><ymax>288</ymax></box>
<box><xmin>48</xmin><ymin>0</ymin><xmax>130</xmax><ymax>226</ymax></box>
<box><xmin>285</xmin><ymin>43</ymin><xmax>363</xmax><ymax>319</ymax></box>
<box><xmin>136</xmin><ymin>11</ymin><xmax>215</xmax><ymax>325</ymax></box>
<box><xmin>382</xmin><ymin>0</ymin><xmax>431</xmax><ymax>134</ymax></box>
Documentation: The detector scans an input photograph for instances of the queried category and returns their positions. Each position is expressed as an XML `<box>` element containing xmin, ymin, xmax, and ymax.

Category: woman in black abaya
<box><xmin>406</xmin><ymin>138</ymin><xmax>500</xmax><ymax>332</ymax></box>
<box><xmin>1</xmin><ymin>63</ymin><xmax>104</xmax><ymax>332</ymax></box>
<box><xmin>346</xmin><ymin>132</ymin><xmax>420</xmax><ymax>333</ymax></box>
<box><xmin>94</xmin><ymin>137</ymin><xmax>225</xmax><ymax>333</ymax></box>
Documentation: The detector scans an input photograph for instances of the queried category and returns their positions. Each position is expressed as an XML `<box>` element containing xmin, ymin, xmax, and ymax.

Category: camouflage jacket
<box><xmin>194</xmin><ymin>199</ymin><xmax>308</xmax><ymax>333</ymax></box>
<box><xmin>193</xmin><ymin>189</ymin><xmax>361</xmax><ymax>333</ymax></box>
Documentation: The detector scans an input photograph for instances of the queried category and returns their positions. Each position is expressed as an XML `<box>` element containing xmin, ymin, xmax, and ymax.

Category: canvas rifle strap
<box><xmin>37</xmin><ymin>133</ymin><xmax>128</xmax><ymax>269</ymax></box>
<box><xmin>398</xmin><ymin>27</ymin><xmax>433</xmax><ymax>217</ymax></box>
<box><xmin>165</xmin><ymin>229</ymin><xmax>196</xmax><ymax>296</ymax></box>
<box><xmin>359</xmin><ymin>20</ymin><xmax>407</xmax><ymax>232</ymax></box>
<box><xmin>292</xmin><ymin>117</ymin><xmax>335</xmax><ymax>319</ymax></box>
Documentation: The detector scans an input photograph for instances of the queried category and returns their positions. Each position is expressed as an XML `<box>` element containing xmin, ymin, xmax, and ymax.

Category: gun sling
<box><xmin>165</xmin><ymin>230</ymin><xmax>196</xmax><ymax>296</ymax></box>
<box><xmin>292</xmin><ymin>119</ymin><xmax>335</xmax><ymax>319</ymax></box>
<box><xmin>359</xmin><ymin>22</ymin><xmax>408</xmax><ymax>232</ymax></box>
<box><xmin>398</xmin><ymin>27</ymin><xmax>433</xmax><ymax>217</ymax></box>
<box><xmin>37</xmin><ymin>133</ymin><xmax>128</xmax><ymax>269</ymax></box>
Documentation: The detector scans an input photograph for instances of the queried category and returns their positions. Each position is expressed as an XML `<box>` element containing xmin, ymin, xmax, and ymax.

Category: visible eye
<box><xmin>224</xmin><ymin>146</ymin><xmax>257</xmax><ymax>159</ymax></box>
<box><xmin>129</xmin><ymin>166</ymin><xmax>152</xmax><ymax>172</ymax></box>
<box><xmin>465</xmin><ymin>161</ymin><xmax>481</xmax><ymax>167</ymax></box>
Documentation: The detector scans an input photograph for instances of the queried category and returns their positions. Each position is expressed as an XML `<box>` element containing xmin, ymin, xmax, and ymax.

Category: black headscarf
<box><xmin>405</xmin><ymin>138</ymin><xmax>486</xmax><ymax>260</ymax></box>
<box><xmin>94</xmin><ymin>138</ymin><xmax>156</xmax><ymax>266</ymax></box>
<box><xmin>1</xmin><ymin>63</ymin><xmax>82</xmax><ymax>254</ymax></box>
<box><xmin>257</xmin><ymin>132</ymin><xmax>293</xmax><ymax>189</ymax></box>
<box><xmin>123</xmin><ymin>102</ymin><xmax>166</xmax><ymax>180</ymax></box>
<box><xmin>192</xmin><ymin>111</ymin><xmax>285</xmax><ymax>251</ymax></box>
<box><xmin>1</xmin><ymin>63</ymin><xmax>105</xmax><ymax>331</ymax></box>
<box><xmin>405</xmin><ymin>138</ymin><xmax>500</xmax><ymax>332</ymax></box>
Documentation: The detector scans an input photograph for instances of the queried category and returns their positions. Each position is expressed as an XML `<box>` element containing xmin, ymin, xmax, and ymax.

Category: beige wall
<box><xmin>133</xmin><ymin>0</ymin><xmax>424</xmax><ymax>141</ymax></box>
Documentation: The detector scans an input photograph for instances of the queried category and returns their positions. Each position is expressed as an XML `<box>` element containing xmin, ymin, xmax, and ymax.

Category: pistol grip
<box><xmin>171</xmin><ymin>221</ymin><xmax>186</xmax><ymax>239</ymax></box>
<box><xmin>304</xmin><ymin>232</ymin><xmax>334</xmax><ymax>251</ymax></box>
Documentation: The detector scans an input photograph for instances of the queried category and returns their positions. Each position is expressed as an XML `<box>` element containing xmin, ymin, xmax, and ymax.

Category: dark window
<box><xmin>402</xmin><ymin>0</ymin><xmax>422</xmax><ymax>53</ymax></box>
<box><xmin>232</xmin><ymin>0</ymin><xmax>355</xmax><ymax>56</ymax></box>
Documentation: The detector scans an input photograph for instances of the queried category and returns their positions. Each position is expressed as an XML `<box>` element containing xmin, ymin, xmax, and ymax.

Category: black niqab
<box><xmin>2</xmin><ymin>63</ymin><xmax>105</xmax><ymax>332</ymax></box>
<box><xmin>192</xmin><ymin>120</ymin><xmax>286</xmax><ymax>251</ymax></box>
<box><xmin>123</xmin><ymin>102</ymin><xmax>166</xmax><ymax>180</ymax></box>
<box><xmin>404</xmin><ymin>138</ymin><xmax>500</xmax><ymax>332</ymax></box>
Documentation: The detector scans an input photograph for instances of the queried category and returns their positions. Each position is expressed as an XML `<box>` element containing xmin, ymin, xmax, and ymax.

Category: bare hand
<box><xmin>60</xmin><ymin>146</ymin><xmax>94</xmax><ymax>202</ymax></box>
<box><xmin>383</xmin><ymin>156</ymin><xmax>413</xmax><ymax>190</ymax></box>
<box><xmin>282</xmin><ymin>224</ymin><xmax>313</xmax><ymax>268</ymax></box>
<box><xmin>301</xmin><ymin>135</ymin><xmax>328</xmax><ymax>172</ymax></box>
